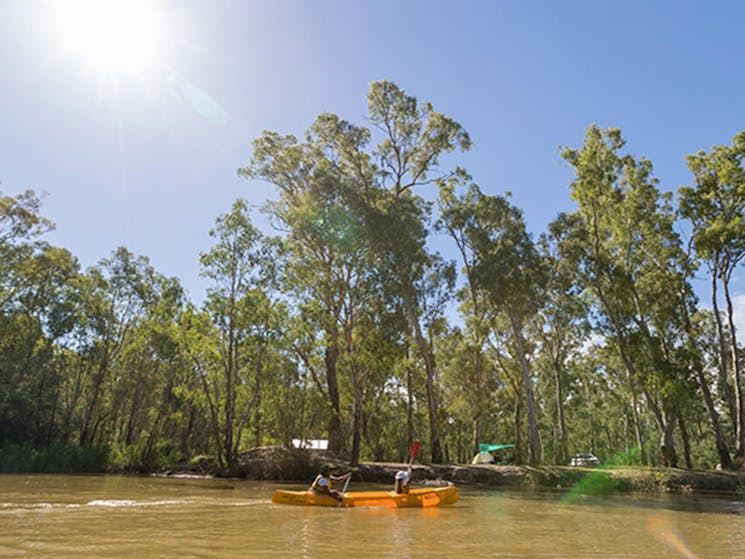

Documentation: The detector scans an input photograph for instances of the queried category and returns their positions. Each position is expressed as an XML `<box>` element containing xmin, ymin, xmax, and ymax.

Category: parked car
<box><xmin>569</xmin><ymin>453</ymin><xmax>599</xmax><ymax>466</ymax></box>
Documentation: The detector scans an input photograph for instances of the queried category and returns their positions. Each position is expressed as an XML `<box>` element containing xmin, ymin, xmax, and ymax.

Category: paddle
<box><xmin>337</xmin><ymin>472</ymin><xmax>352</xmax><ymax>507</ymax></box>
<box><xmin>408</xmin><ymin>440</ymin><xmax>421</xmax><ymax>467</ymax></box>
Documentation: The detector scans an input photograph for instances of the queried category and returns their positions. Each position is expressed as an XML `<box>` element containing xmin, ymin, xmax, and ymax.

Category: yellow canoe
<box><xmin>272</xmin><ymin>485</ymin><xmax>459</xmax><ymax>508</ymax></box>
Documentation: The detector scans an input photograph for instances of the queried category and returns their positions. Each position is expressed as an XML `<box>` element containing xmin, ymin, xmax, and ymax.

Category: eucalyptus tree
<box><xmin>0</xmin><ymin>189</ymin><xmax>57</xmax><ymax>444</ymax></box>
<box><xmin>566</xmin><ymin>346</ymin><xmax>638</xmax><ymax>462</ymax></box>
<box><xmin>438</xmin><ymin>183</ymin><xmax>545</xmax><ymax>463</ymax></box>
<box><xmin>678</xmin><ymin>131</ymin><xmax>745</xmax><ymax>459</ymax></box>
<box><xmin>362</xmin><ymin>81</ymin><xmax>470</xmax><ymax>463</ymax></box>
<box><xmin>241</xmin><ymin>81</ymin><xmax>470</xmax><ymax>462</ymax></box>
<box><xmin>437</xmin><ymin>322</ymin><xmax>501</xmax><ymax>459</ymax></box>
<box><xmin>242</xmin><ymin>288</ymin><xmax>286</xmax><ymax>448</ymax></box>
<box><xmin>562</xmin><ymin>125</ymin><xmax>697</xmax><ymax>466</ymax></box>
<box><xmin>71</xmin><ymin>247</ymin><xmax>162</xmax><ymax>448</ymax></box>
<box><xmin>536</xmin><ymin>212</ymin><xmax>591</xmax><ymax>464</ymax></box>
<box><xmin>22</xmin><ymin>246</ymin><xmax>82</xmax><ymax>448</ymax></box>
<box><xmin>261</xmin><ymin>319</ymin><xmax>310</xmax><ymax>447</ymax></box>
<box><xmin>343</xmin><ymin>302</ymin><xmax>406</xmax><ymax>465</ymax></box>
<box><xmin>107</xmin><ymin>275</ymin><xmax>193</xmax><ymax>467</ymax></box>
<box><xmin>484</xmin><ymin>314</ymin><xmax>528</xmax><ymax>463</ymax></box>
<box><xmin>178</xmin><ymin>304</ymin><xmax>224</xmax><ymax>462</ymax></box>
<box><xmin>683</xmin><ymin>307</ymin><xmax>733</xmax><ymax>468</ymax></box>
<box><xmin>0</xmin><ymin>189</ymin><xmax>54</xmax><ymax>307</ymax></box>
<box><xmin>241</xmin><ymin>118</ymin><xmax>375</xmax><ymax>453</ymax></box>
<box><xmin>198</xmin><ymin>199</ymin><xmax>275</xmax><ymax>470</ymax></box>
<box><xmin>0</xmin><ymin>241</ymin><xmax>79</xmax><ymax>449</ymax></box>
<box><xmin>439</xmin><ymin>183</ymin><xmax>512</xmax><ymax>455</ymax></box>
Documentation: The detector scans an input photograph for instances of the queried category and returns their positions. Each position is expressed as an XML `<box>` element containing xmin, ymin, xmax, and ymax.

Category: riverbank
<box><xmin>174</xmin><ymin>446</ymin><xmax>745</xmax><ymax>497</ymax></box>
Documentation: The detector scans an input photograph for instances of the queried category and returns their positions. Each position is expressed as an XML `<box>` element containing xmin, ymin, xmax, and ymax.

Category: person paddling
<box><xmin>309</xmin><ymin>465</ymin><xmax>351</xmax><ymax>502</ymax></box>
<box><xmin>393</xmin><ymin>466</ymin><xmax>411</xmax><ymax>494</ymax></box>
<box><xmin>393</xmin><ymin>441</ymin><xmax>420</xmax><ymax>494</ymax></box>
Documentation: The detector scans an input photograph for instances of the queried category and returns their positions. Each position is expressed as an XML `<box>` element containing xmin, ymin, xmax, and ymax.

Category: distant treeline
<box><xmin>2</xmin><ymin>81</ymin><xmax>744</xmax><ymax>473</ymax></box>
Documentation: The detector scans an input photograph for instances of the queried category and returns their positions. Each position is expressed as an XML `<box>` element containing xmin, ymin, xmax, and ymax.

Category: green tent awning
<box><xmin>479</xmin><ymin>443</ymin><xmax>515</xmax><ymax>452</ymax></box>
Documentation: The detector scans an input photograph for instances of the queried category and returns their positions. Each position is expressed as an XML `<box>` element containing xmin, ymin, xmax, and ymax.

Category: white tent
<box><xmin>291</xmin><ymin>439</ymin><xmax>328</xmax><ymax>450</ymax></box>
<box><xmin>471</xmin><ymin>451</ymin><xmax>495</xmax><ymax>464</ymax></box>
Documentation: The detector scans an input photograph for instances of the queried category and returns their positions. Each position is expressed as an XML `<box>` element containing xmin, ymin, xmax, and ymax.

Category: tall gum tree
<box><xmin>75</xmin><ymin>247</ymin><xmax>160</xmax><ymax>448</ymax></box>
<box><xmin>0</xmin><ymin>190</ymin><xmax>55</xmax><ymax>310</ymax></box>
<box><xmin>537</xmin><ymin>213</ymin><xmax>591</xmax><ymax>465</ymax></box>
<box><xmin>679</xmin><ymin>131</ymin><xmax>745</xmax><ymax>459</ymax></box>
<box><xmin>358</xmin><ymin>82</ymin><xmax>470</xmax><ymax>463</ymax></box>
<box><xmin>199</xmin><ymin>199</ymin><xmax>270</xmax><ymax>470</ymax></box>
<box><xmin>438</xmin><ymin>183</ymin><xmax>544</xmax><ymax>464</ymax></box>
<box><xmin>0</xmin><ymin>190</ymin><xmax>62</xmax><ymax>447</ymax></box>
<box><xmin>440</xmin><ymin>183</ymin><xmax>523</xmax><ymax>457</ymax></box>
<box><xmin>241</xmin><ymin>118</ymin><xmax>373</xmax><ymax>454</ymax></box>
<box><xmin>562</xmin><ymin>125</ymin><xmax>697</xmax><ymax>466</ymax></box>
<box><xmin>241</xmin><ymin>81</ymin><xmax>470</xmax><ymax>463</ymax></box>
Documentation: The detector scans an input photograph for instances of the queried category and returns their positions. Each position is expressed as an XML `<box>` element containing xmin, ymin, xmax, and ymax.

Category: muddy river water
<box><xmin>1</xmin><ymin>474</ymin><xmax>744</xmax><ymax>558</ymax></box>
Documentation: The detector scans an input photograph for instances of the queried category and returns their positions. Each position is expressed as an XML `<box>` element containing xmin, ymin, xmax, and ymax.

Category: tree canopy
<box><xmin>2</xmin><ymin>87</ymin><xmax>745</xmax><ymax>473</ymax></box>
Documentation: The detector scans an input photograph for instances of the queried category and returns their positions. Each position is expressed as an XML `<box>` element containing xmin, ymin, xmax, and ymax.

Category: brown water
<box><xmin>1</xmin><ymin>474</ymin><xmax>744</xmax><ymax>558</ymax></box>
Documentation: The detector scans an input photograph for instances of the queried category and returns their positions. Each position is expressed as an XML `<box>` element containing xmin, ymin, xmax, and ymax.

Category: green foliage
<box><xmin>0</xmin><ymin>444</ymin><xmax>108</xmax><ymax>473</ymax></box>
<box><xmin>2</xmin><ymin>105</ymin><xmax>744</xmax><ymax>474</ymax></box>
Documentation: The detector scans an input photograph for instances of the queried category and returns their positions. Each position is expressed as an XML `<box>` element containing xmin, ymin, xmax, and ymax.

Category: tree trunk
<box><xmin>194</xmin><ymin>356</ymin><xmax>225</xmax><ymax>470</ymax></box>
<box><xmin>513</xmin><ymin>386</ymin><xmax>523</xmax><ymax>466</ymax></box>
<box><xmin>681</xmin><ymin>275</ymin><xmax>731</xmax><ymax>468</ymax></box>
<box><xmin>593</xmin><ymin>287</ymin><xmax>646</xmax><ymax>463</ymax></box>
<box><xmin>402</xmin><ymin>288</ymin><xmax>442</xmax><ymax>463</ymax></box>
<box><xmin>508</xmin><ymin>310</ymin><xmax>541</xmax><ymax>465</ymax></box>
<box><xmin>660</xmin><ymin>409</ymin><xmax>678</xmax><ymax>468</ymax></box>
<box><xmin>553</xmin><ymin>358</ymin><xmax>569</xmax><ymax>465</ymax></box>
<box><xmin>472</xmin><ymin>349</ymin><xmax>484</xmax><ymax>456</ymax></box>
<box><xmin>722</xmin><ymin>272</ymin><xmax>745</xmax><ymax>457</ymax></box>
<box><xmin>324</xmin><ymin>328</ymin><xmax>344</xmax><ymax>453</ymax></box>
<box><xmin>406</xmin><ymin>363</ymin><xmax>414</xmax><ymax>455</ymax></box>
<box><xmin>80</xmin><ymin>351</ymin><xmax>109</xmax><ymax>447</ymax></box>
<box><xmin>350</xmin><ymin>372</ymin><xmax>363</xmax><ymax>466</ymax></box>
<box><xmin>124</xmin><ymin>360</ymin><xmax>147</xmax><ymax>446</ymax></box>
<box><xmin>253</xmin><ymin>346</ymin><xmax>265</xmax><ymax>447</ymax></box>
<box><xmin>712</xmin><ymin>270</ymin><xmax>737</xmax><ymax>428</ymax></box>
<box><xmin>628</xmin><ymin>386</ymin><xmax>645</xmax><ymax>463</ymax></box>
<box><xmin>423</xmin><ymin>353</ymin><xmax>442</xmax><ymax>463</ymax></box>
<box><xmin>224</xmin><ymin>311</ymin><xmax>236</xmax><ymax>469</ymax></box>
<box><xmin>472</xmin><ymin>415</ymin><xmax>481</xmax><ymax>457</ymax></box>
<box><xmin>693</xmin><ymin>362</ymin><xmax>732</xmax><ymax>469</ymax></box>
<box><xmin>678</xmin><ymin>415</ymin><xmax>693</xmax><ymax>469</ymax></box>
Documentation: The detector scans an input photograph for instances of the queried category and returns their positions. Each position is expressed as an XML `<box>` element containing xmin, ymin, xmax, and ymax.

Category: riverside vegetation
<box><xmin>188</xmin><ymin>446</ymin><xmax>745</xmax><ymax>497</ymax></box>
<box><xmin>2</xmin><ymin>82</ymin><xmax>745</xmax><ymax>490</ymax></box>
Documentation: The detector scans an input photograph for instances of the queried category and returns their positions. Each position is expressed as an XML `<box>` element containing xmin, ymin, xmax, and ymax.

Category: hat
<box><xmin>395</xmin><ymin>470</ymin><xmax>409</xmax><ymax>480</ymax></box>
<box><xmin>320</xmin><ymin>464</ymin><xmax>332</xmax><ymax>474</ymax></box>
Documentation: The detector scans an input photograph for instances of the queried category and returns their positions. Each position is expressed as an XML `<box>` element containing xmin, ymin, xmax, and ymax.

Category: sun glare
<box><xmin>52</xmin><ymin>0</ymin><xmax>163</xmax><ymax>73</ymax></box>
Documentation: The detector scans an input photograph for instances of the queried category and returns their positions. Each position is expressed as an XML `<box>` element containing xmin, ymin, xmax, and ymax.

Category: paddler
<box><xmin>393</xmin><ymin>465</ymin><xmax>411</xmax><ymax>494</ymax></box>
<box><xmin>309</xmin><ymin>464</ymin><xmax>352</xmax><ymax>502</ymax></box>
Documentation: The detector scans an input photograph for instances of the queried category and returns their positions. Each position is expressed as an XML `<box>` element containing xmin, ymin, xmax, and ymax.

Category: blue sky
<box><xmin>2</xmin><ymin>0</ymin><xmax>744</xmax><ymax>320</ymax></box>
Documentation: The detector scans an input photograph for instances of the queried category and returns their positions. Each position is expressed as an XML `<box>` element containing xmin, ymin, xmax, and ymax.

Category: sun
<box><xmin>51</xmin><ymin>0</ymin><xmax>163</xmax><ymax>73</ymax></box>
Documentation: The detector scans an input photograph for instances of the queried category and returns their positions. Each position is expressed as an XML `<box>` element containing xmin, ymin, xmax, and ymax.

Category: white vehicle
<box><xmin>569</xmin><ymin>453</ymin><xmax>599</xmax><ymax>466</ymax></box>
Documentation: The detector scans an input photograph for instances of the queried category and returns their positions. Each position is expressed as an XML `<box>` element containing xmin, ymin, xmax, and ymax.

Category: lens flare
<box><xmin>647</xmin><ymin>516</ymin><xmax>698</xmax><ymax>559</ymax></box>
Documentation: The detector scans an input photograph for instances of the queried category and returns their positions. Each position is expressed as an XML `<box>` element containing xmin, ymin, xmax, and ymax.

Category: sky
<box><xmin>2</xmin><ymin>0</ymin><xmax>745</xmax><ymax>326</ymax></box>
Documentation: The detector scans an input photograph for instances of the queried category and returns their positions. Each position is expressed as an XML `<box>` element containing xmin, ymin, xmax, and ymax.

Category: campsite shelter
<box><xmin>472</xmin><ymin>443</ymin><xmax>515</xmax><ymax>465</ymax></box>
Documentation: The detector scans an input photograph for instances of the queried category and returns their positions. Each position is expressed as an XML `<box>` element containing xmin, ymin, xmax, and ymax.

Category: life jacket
<box><xmin>311</xmin><ymin>474</ymin><xmax>331</xmax><ymax>493</ymax></box>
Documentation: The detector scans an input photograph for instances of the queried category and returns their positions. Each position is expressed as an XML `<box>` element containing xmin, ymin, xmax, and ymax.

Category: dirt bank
<box><xmin>167</xmin><ymin>446</ymin><xmax>745</xmax><ymax>497</ymax></box>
